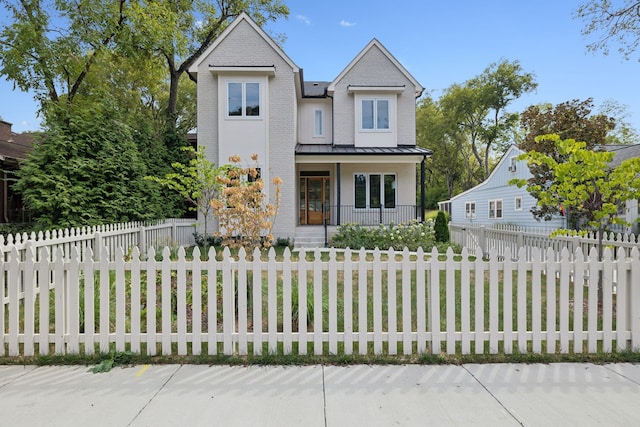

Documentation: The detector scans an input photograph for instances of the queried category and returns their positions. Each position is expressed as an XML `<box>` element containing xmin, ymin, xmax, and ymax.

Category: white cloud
<box><xmin>296</xmin><ymin>14</ymin><xmax>311</xmax><ymax>25</ymax></box>
<box><xmin>340</xmin><ymin>20</ymin><xmax>356</xmax><ymax>27</ymax></box>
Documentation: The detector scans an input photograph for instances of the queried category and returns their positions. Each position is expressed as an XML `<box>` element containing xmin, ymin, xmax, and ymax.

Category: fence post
<box><xmin>139</xmin><ymin>226</ymin><xmax>147</xmax><ymax>260</ymax></box>
<box><xmin>172</xmin><ymin>220</ymin><xmax>177</xmax><ymax>244</ymax></box>
<box><xmin>93</xmin><ymin>232</ymin><xmax>102</xmax><ymax>261</ymax></box>
<box><xmin>479</xmin><ymin>225</ymin><xmax>487</xmax><ymax>259</ymax></box>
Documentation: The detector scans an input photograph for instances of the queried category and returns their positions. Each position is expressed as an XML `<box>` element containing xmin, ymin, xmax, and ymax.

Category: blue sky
<box><xmin>1</xmin><ymin>0</ymin><xmax>639</xmax><ymax>134</ymax></box>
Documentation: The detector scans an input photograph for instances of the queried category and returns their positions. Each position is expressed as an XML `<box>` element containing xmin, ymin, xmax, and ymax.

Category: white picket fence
<box><xmin>2</xmin><ymin>244</ymin><xmax>639</xmax><ymax>358</ymax></box>
<box><xmin>450</xmin><ymin>223</ymin><xmax>640</xmax><ymax>261</ymax></box>
<box><xmin>0</xmin><ymin>219</ymin><xmax>196</xmax><ymax>262</ymax></box>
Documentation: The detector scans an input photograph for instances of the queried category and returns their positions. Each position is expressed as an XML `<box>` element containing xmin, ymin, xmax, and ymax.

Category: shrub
<box><xmin>330</xmin><ymin>220</ymin><xmax>442</xmax><ymax>251</ymax></box>
<box><xmin>434</xmin><ymin>211</ymin><xmax>450</xmax><ymax>242</ymax></box>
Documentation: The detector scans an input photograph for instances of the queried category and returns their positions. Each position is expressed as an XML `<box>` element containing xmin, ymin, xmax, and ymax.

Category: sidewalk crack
<box><xmin>322</xmin><ymin>364</ymin><xmax>328</xmax><ymax>427</ymax></box>
<box><xmin>127</xmin><ymin>365</ymin><xmax>182</xmax><ymax>427</ymax></box>
<box><xmin>462</xmin><ymin>365</ymin><xmax>524</xmax><ymax>426</ymax></box>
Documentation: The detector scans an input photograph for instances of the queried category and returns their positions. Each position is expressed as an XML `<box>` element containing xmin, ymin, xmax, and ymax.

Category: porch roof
<box><xmin>295</xmin><ymin>144</ymin><xmax>432</xmax><ymax>163</ymax></box>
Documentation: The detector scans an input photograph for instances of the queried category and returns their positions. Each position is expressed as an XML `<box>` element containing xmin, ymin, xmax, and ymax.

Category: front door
<box><xmin>300</xmin><ymin>175</ymin><xmax>330</xmax><ymax>225</ymax></box>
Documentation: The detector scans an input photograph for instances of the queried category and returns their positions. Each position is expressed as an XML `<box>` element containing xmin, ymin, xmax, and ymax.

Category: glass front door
<box><xmin>299</xmin><ymin>175</ymin><xmax>330</xmax><ymax>225</ymax></box>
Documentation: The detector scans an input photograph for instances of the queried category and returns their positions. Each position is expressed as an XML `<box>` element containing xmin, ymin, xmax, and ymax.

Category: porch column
<box><xmin>420</xmin><ymin>156</ymin><xmax>426</xmax><ymax>222</ymax></box>
<box><xmin>336</xmin><ymin>163</ymin><xmax>341</xmax><ymax>225</ymax></box>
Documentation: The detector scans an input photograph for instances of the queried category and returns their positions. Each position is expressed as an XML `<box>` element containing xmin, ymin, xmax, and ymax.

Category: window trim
<box><xmin>313</xmin><ymin>109</ymin><xmax>323</xmax><ymax>137</ymax></box>
<box><xmin>353</xmin><ymin>172</ymin><xmax>397</xmax><ymax>209</ymax></box>
<box><xmin>465</xmin><ymin>201</ymin><xmax>476</xmax><ymax>219</ymax></box>
<box><xmin>489</xmin><ymin>199</ymin><xmax>503</xmax><ymax>219</ymax></box>
<box><xmin>227</xmin><ymin>81</ymin><xmax>261</xmax><ymax>118</ymax></box>
<box><xmin>514</xmin><ymin>196</ymin><xmax>523</xmax><ymax>211</ymax></box>
<box><xmin>360</xmin><ymin>98</ymin><xmax>391</xmax><ymax>132</ymax></box>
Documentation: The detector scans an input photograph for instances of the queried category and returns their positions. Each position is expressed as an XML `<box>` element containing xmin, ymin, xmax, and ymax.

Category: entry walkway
<box><xmin>1</xmin><ymin>363</ymin><xmax>639</xmax><ymax>426</ymax></box>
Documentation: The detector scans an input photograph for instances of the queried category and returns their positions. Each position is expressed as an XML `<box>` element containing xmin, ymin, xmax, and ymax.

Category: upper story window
<box><xmin>228</xmin><ymin>82</ymin><xmax>260</xmax><ymax>117</ymax></box>
<box><xmin>361</xmin><ymin>99</ymin><xmax>390</xmax><ymax>130</ymax></box>
<box><xmin>514</xmin><ymin>196</ymin><xmax>522</xmax><ymax>211</ymax></box>
<box><xmin>314</xmin><ymin>109</ymin><xmax>323</xmax><ymax>136</ymax></box>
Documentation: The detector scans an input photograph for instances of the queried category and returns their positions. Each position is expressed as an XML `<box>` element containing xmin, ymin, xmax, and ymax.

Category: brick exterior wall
<box><xmin>332</xmin><ymin>45</ymin><xmax>417</xmax><ymax>146</ymax></box>
<box><xmin>194</xmin><ymin>19</ymin><xmax>297</xmax><ymax>239</ymax></box>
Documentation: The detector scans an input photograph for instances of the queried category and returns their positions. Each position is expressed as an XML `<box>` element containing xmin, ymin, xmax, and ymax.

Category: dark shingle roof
<box><xmin>303</xmin><ymin>81</ymin><xmax>329</xmax><ymax>97</ymax></box>
<box><xmin>609</xmin><ymin>144</ymin><xmax>640</xmax><ymax>168</ymax></box>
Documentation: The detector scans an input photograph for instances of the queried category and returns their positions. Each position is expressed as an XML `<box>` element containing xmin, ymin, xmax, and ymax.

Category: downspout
<box><xmin>420</xmin><ymin>155</ymin><xmax>426</xmax><ymax>222</ymax></box>
<box><xmin>327</xmin><ymin>92</ymin><xmax>340</xmax><ymax>225</ymax></box>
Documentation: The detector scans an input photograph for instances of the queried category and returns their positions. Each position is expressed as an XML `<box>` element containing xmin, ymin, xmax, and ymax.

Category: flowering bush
<box><xmin>330</xmin><ymin>220</ymin><xmax>453</xmax><ymax>251</ymax></box>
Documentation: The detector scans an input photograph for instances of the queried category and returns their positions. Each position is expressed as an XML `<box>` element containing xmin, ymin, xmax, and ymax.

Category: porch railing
<box><xmin>323</xmin><ymin>205</ymin><xmax>420</xmax><ymax>227</ymax></box>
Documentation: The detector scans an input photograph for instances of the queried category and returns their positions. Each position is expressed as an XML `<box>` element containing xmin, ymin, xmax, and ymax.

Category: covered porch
<box><xmin>295</xmin><ymin>144</ymin><xmax>432</xmax><ymax>229</ymax></box>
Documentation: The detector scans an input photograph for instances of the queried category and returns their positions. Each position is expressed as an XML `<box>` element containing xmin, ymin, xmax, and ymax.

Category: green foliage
<box><xmin>519</xmin><ymin>99</ymin><xmax>618</xmax><ymax>223</ymax></box>
<box><xmin>418</xmin><ymin>60</ymin><xmax>537</xmax><ymax>199</ymax></box>
<box><xmin>88</xmin><ymin>350</ymin><xmax>135</xmax><ymax>374</ymax></box>
<box><xmin>510</xmin><ymin>134</ymin><xmax>640</xmax><ymax>244</ymax></box>
<box><xmin>147</xmin><ymin>146</ymin><xmax>221</xmax><ymax>240</ymax></box>
<box><xmin>14</xmin><ymin>103</ymin><xmax>168</xmax><ymax>228</ymax></box>
<box><xmin>331</xmin><ymin>220</ymin><xmax>443</xmax><ymax>251</ymax></box>
<box><xmin>434</xmin><ymin>211</ymin><xmax>450</xmax><ymax>243</ymax></box>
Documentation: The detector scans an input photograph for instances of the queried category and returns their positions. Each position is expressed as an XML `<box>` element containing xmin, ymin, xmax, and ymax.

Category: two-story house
<box><xmin>189</xmin><ymin>13</ymin><xmax>431</xmax><ymax>246</ymax></box>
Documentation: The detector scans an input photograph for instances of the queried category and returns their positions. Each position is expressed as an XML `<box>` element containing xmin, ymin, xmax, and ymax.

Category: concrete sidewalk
<box><xmin>1</xmin><ymin>363</ymin><xmax>639</xmax><ymax>426</ymax></box>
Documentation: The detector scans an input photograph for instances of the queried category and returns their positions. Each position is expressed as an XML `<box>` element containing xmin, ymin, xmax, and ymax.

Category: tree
<box><xmin>510</xmin><ymin>134</ymin><xmax>640</xmax><ymax>260</ymax></box>
<box><xmin>211</xmin><ymin>154</ymin><xmax>281</xmax><ymax>250</ymax></box>
<box><xmin>146</xmin><ymin>146</ymin><xmax>222</xmax><ymax>245</ymax></box>
<box><xmin>441</xmin><ymin>59</ymin><xmax>537</xmax><ymax>182</ymax></box>
<box><xmin>15</xmin><ymin>102</ymin><xmax>167</xmax><ymax>228</ymax></box>
<box><xmin>434</xmin><ymin>211</ymin><xmax>450</xmax><ymax>243</ymax></box>
<box><xmin>416</xmin><ymin>94</ymin><xmax>465</xmax><ymax>199</ymax></box>
<box><xmin>0</xmin><ymin>0</ymin><xmax>128</xmax><ymax>109</ymax></box>
<box><xmin>575</xmin><ymin>1</ymin><xmax>640</xmax><ymax>60</ymax></box>
<box><xmin>519</xmin><ymin>98</ymin><xmax>616</xmax><ymax>223</ymax></box>
<box><xmin>127</xmin><ymin>0</ymin><xmax>288</xmax><ymax>125</ymax></box>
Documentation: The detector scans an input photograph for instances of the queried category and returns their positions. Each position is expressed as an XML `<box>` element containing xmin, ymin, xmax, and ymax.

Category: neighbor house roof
<box><xmin>609</xmin><ymin>144</ymin><xmax>640</xmax><ymax>168</ymax></box>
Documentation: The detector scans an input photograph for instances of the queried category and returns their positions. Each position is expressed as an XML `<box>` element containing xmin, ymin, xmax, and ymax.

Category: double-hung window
<box><xmin>354</xmin><ymin>173</ymin><xmax>396</xmax><ymax>209</ymax></box>
<box><xmin>361</xmin><ymin>99</ymin><xmax>390</xmax><ymax>130</ymax></box>
<box><xmin>228</xmin><ymin>82</ymin><xmax>260</xmax><ymax>117</ymax></box>
<box><xmin>489</xmin><ymin>199</ymin><xmax>503</xmax><ymax>219</ymax></box>
<box><xmin>465</xmin><ymin>202</ymin><xmax>476</xmax><ymax>219</ymax></box>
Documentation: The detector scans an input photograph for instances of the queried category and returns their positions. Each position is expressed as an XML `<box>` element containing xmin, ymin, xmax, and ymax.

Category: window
<box><xmin>361</xmin><ymin>99</ymin><xmax>389</xmax><ymax>130</ymax></box>
<box><xmin>228</xmin><ymin>82</ymin><xmax>260</xmax><ymax>117</ymax></box>
<box><xmin>354</xmin><ymin>173</ymin><xmax>396</xmax><ymax>209</ymax></box>
<box><xmin>514</xmin><ymin>196</ymin><xmax>522</xmax><ymax>211</ymax></box>
<box><xmin>465</xmin><ymin>202</ymin><xmax>476</xmax><ymax>219</ymax></box>
<box><xmin>314</xmin><ymin>110</ymin><xmax>323</xmax><ymax>136</ymax></box>
<box><xmin>489</xmin><ymin>199</ymin><xmax>503</xmax><ymax>219</ymax></box>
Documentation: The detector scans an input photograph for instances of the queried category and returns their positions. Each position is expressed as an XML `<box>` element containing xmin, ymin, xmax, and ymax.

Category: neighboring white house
<box><xmin>189</xmin><ymin>13</ymin><xmax>431</xmax><ymax>245</ymax></box>
<box><xmin>441</xmin><ymin>145</ymin><xmax>566</xmax><ymax>229</ymax></box>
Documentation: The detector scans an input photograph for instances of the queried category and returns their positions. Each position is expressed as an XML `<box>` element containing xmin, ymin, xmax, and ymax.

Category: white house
<box><xmin>189</xmin><ymin>13</ymin><xmax>431</xmax><ymax>246</ymax></box>
<box><xmin>441</xmin><ymin>145</ymin><xmax>566</xmax><ymax>229</ymax></box>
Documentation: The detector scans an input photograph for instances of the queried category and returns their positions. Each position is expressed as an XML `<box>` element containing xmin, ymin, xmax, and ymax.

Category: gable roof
<box><xmin>449</xmin><ymin>145</ymin><xmax>523</xmax><ymax>202</ymax></box>
<box><xmin>188</xmin><ymin>12</ymin><xmax>299</xmax><ymax>74</ymax></box>
<box><xmin>327</xmin><ymin>38</ymin><xmax>423</xmax><ymax>98</ymax></box>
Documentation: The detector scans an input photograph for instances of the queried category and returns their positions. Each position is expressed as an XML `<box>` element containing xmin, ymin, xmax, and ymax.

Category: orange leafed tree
<box><xmin>211</xmin><ymin>154</ymin><xmax>282</xmax><ymax>249</ymax></box>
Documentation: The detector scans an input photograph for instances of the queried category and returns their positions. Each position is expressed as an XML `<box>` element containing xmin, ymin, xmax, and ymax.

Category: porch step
<box><xmin>294</xmin><ymin>226</ymin><xmax>326</xmax><ymax>249</ymax></box>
